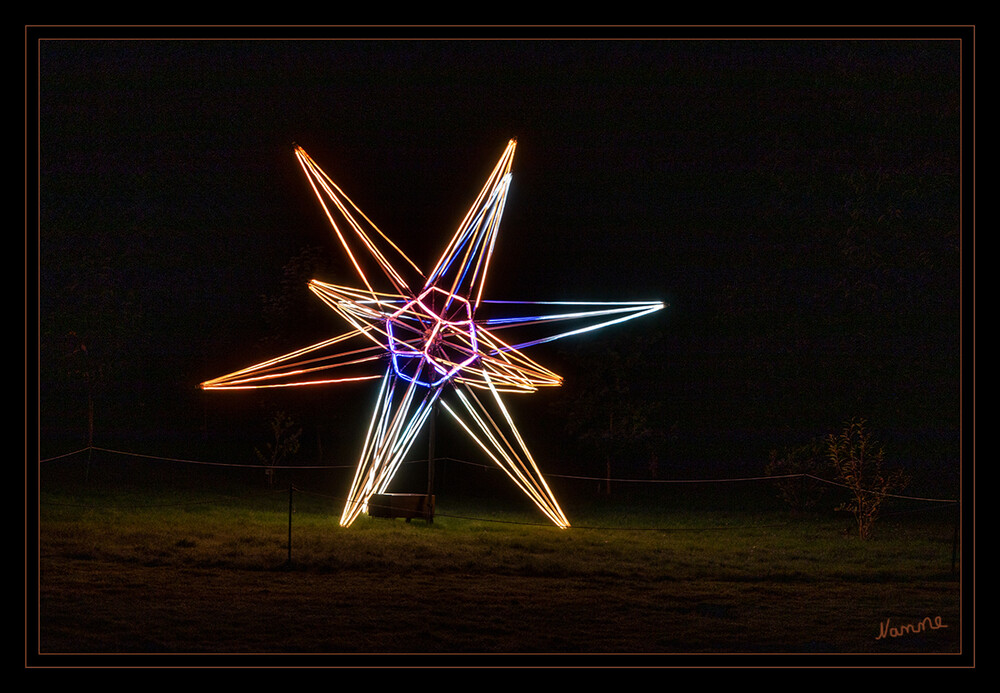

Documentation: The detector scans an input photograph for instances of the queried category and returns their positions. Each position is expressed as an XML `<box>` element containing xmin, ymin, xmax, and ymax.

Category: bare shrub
<box><xmin>826</xmin><ymin>419</ymin><xmax>908</xmax><ymax>540</ymax></box>
<box><xmin>765</xmin><ymin>437</ymin><xmax>829</xmax><ymax>514</ymax></box>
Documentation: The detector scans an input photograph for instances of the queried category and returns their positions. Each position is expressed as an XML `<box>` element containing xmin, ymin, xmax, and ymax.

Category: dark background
<box><xmin>31</xmin><ymin>28</ymin><xmax>969</xmax><ymax>500</ymax></box>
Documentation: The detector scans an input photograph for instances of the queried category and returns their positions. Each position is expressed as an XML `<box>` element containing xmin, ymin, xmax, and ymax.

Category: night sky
<box><xmin>31</xmin><ymin>28</ymin><xmax>970</xmax><ymax>496</ymax></box>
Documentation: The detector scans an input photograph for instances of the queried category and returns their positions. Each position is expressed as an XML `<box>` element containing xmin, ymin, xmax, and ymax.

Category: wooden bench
<box><xmin>368</xmin><ymin>493</ymin><xmax>435</xmax><ymax>523</ymax></box>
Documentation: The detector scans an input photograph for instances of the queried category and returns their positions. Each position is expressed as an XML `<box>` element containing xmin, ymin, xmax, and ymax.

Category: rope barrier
<box><xmin>38</xmin><ymin>445</ymin><xmax>959</xmax><ymax>503</ymax></box>
<box><xmin>39</xmin><ymin>445</ymin><xmax>358</xmax><ymax>470</ymax></box>
<box><xmin>39</xmin><ymin>446</ymin><xmax>958</xmax><ymax>521</ymax></box>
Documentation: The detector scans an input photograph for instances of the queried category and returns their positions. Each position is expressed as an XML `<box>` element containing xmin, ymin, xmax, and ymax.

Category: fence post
<box><xmin>287</xmin><ymin>483</ymin><xmax>293</xmax><ymax>566</ymax></box>
<box><xmin>951</xmin><ymin>500</ymin><xmax>959</xmax><ymax>576</ymax></box>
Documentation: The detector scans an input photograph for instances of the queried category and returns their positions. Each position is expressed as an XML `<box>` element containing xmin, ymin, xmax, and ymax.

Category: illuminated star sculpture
<box><xmin>202</xmin><ymin>139</ymin><xmax>663</xmax><ymax>528</ymax></box>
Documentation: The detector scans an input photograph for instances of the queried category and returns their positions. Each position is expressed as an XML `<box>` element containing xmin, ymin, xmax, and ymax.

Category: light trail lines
<box><xmin>202</xmin><ymin>139</ymin><xmax>664</xmax><ymax>528</ymax></box>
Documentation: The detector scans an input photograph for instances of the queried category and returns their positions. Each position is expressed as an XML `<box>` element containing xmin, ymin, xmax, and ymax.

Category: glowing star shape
<box><xmin>202</xmin><ymin>139</ymin><xmax>664</xmax><ymax>528</ymax></box>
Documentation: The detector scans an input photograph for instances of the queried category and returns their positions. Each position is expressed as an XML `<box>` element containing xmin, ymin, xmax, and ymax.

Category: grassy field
<box><xmin>32</xmin><ymin>457</ymin><xmax>966</xmax><ymax>664</ymax></box>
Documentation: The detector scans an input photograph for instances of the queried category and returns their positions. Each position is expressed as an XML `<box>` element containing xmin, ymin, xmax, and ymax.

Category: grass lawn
<box><xmin>31</xmin><ymin>458</ymin><xmax>966</xmax><ymax>663</ymax></box>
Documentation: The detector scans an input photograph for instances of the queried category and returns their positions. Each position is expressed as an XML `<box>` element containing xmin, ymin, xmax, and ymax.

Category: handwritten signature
<box><xmin>876</xmin><ymin>616</ymin><xmax>948</xmax><ymax>640</ymax></box>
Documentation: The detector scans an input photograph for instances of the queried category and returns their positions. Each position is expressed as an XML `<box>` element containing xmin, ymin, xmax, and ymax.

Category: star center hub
<box><xmin>386</xmin><ymin>286</ymin><xmax>479</xmax><ymax>387</ymax></box>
